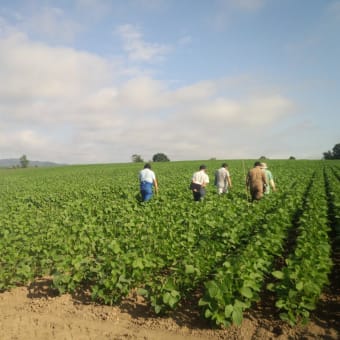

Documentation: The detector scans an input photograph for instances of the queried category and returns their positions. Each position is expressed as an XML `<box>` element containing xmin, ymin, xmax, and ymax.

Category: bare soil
<box><xmin>0</xmin><ymin>276</ymin><xmax>338</xmax><ymax>340</ymax></box>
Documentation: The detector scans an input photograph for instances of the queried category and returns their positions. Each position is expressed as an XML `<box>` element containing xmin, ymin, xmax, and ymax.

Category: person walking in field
<box><xmin>139</xmin><ymin>163</ymin><xmax>158</xmax><ymax>202</ymax></box>
<box><xmin>190</xmin><ymin>164</ymin><xmax>209</xmax><ymax>201</ymax></box>
<box><xmin>246</xmin><ymin>161</ymin><xmax>267</xmax><ymax>201</ymax></box>
<box><xmin>214</xmin><ymin>163</ymin><xmax>232</xmax><ymax>194</ymax></box>
<box><xmin>261</xmin><ymin>162</ymin><xmax>276</xmax><ymax>194</ymax></box>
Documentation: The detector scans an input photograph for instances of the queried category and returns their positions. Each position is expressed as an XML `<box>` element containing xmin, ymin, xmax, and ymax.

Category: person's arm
<box><xmin>153</xmin><ymin>179</ymin><xmax>158</xmax><ymax>193</ymax></box>
<box><xmin>153</xmin><ymin>173</ymin><xmax>158</xmax><ymax>193</ymax></box>
<box><xmin>246</xmin><ymin>172</ymin><xmax>250</xmax><ymax>188</ymax></box>
<box><xmin>262</xmin><ymin>171</ymin><xmax>267</xmax><ymax>186</ymax></box>
<box><xmin>267</xmin><ymin>171</ymin><xmax>275</xmax><ymax>191</ymax></box>
<box><xmin>226</xmin><ymin>171</ymin><xmax>232</xmax><ymax>188</ymax></box>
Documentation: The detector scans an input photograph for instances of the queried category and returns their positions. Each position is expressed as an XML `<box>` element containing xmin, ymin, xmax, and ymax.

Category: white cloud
<box><xmin>241</xmin><ymin>95</ymin><xmax>293</xmax><ymax>125</ymax></box>
<box><xmin>116</xmin><ymin>24</ymin><xmax>172</xmax><ymax>62</ymax></box>
<box><xmin>0</xmin><ymin>31</ymin><xmax>113</xmax><ymax>119</ymax></box>
<box><xmin>0</xmin><ymin>24</ymin><xmax>295</xmax><ymax>163</ymax></box>
<box><xmin>172</xmin><ymin>81</ymin><xmax>217</xmax><ymax>103</ymax></box>
<box><xmin>0</xmin><ymin>128</ymin><xmax>55</xmax><ymax>158</ymax></box>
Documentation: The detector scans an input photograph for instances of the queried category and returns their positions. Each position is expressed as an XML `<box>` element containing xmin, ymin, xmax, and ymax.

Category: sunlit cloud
<box><xmin>0</xmin><ymin>26</ymin><xmax>294</xmax><ymax>162</ymax></box>
<box><xmin>0</xmin><ymin>0</ymin><xmax>335</xmax><ymax>163</ymax></box>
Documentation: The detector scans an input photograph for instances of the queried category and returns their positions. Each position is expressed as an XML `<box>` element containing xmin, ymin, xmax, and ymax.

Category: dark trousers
<box><xmin>193</xmin><ymin>187</ymin><xmax>206</xmax><ymax>201</ymax></box>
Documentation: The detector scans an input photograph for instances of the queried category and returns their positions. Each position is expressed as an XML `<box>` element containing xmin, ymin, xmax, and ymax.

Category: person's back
<box><xmin>248</xmin><ymin>167</ymin><xmax>264</xmax><ymax>188</ymax></box>
<box><xmin>191</xmin><ymin>165</ymin><xmax>209</xmax><ymax>201</ymax></box>
<box><xmin>139</xmin><ymin>163</ymin><xmax>158</xmax><ymax>201</ymax></box>
<box><xmin>215</xmin><ymin>167</ymin><xmax>227</xmax><ymax>185</ymax></box>
<box><xmin>192</xmin><ymin>169</ymin><xmax>209</xmax><ymax>186</ymax></box>
<box><xmin>215</xmin><ymin>163</ymin><xmax>231</xmax><ymax>194</ymax></box>
<box><xmin>246</xmin><ymin>162</ymin><xmax>267</xmax><ymax>201</ymax></box>
<box><xmin>139</xmin><ymin>167</ymin><xmax>155</xmax><ymax>183</ymax></box>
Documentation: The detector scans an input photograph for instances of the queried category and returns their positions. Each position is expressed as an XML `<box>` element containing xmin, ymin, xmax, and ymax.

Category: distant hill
<box><xmin>0</xmin><ymin>158</ymin><xmax>67</xmax><ymax>168</ymax></box>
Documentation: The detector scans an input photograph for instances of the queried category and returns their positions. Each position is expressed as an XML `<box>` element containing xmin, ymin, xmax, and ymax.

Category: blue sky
<box><xmin>0</xmin><ymin>0</ymin><xmax>339</xmax><ymax>164</ymax></box>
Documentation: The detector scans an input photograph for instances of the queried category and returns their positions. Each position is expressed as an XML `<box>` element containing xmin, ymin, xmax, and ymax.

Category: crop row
<box><xmin>269</xmin><ymin>167</ymin><xmax>332</xmax><ymax>325</ymax></box>
<box><xmin>198</xmin><ymin>173</ymin><xmax>310</xmax><ymax>326</ymax></box>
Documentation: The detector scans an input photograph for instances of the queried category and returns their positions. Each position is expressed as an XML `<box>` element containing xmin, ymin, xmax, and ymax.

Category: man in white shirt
<box><xmin>214</xmin><ymin>163</ymin><xmax>232</xmax><ymax>194</ymax></box>
<box><xmin>139</xmin><ymin>163</ymin><xmax>158</xmax><ymax>201</ymax></box>
<box><xmin>190</xmin><ymin>164</ymin><xmax>209</xmax><ymax>201</ymax></box>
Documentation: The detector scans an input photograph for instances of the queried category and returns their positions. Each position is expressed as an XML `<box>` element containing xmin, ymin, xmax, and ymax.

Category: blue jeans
<box><xmin>140</xmin><ymin>181</ymin><xmax>153</xmax><ymax>201</ymax></box>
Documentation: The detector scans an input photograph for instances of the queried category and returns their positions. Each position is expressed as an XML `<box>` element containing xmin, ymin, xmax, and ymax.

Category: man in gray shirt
<box><xmin>214</xmin><ymin>163</ymin><xmax>232</xmax><ymax>194</ymax></box>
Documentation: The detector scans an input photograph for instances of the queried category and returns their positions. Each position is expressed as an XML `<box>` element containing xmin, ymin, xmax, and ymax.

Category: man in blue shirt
<box><xmin>261</xmin><ymin>162</ymin><xmax>276</xmax><ymax>194</ymax></box>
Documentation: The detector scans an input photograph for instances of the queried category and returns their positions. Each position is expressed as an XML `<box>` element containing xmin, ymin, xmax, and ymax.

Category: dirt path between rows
<box><xmin>0</xmin><ymin>277</ymin><xmax>338</xmax><ymax>340</ymax></box>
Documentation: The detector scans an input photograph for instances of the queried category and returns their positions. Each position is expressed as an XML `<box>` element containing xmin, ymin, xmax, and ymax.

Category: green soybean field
<box><xmin>0</xmin><ymin>160</ymin><xmax>339</xmax><ymax>332</ymax></box>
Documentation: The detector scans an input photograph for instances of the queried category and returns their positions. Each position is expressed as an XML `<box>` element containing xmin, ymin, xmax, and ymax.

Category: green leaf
<box><xmin>163</xmin><ymin>290</ymin><xmax>180</xmax><ymax>308</ymax></box>
<box><xmin>224</xmin><ymin>304</ymin><xmax>233</xmax><ymax>318</ymax></box>
<box><xmin>162</xmin><ymin>292</ymin><xmax>171</xmax><ymax>304</ymax></box>
<box><xmin>204</xmin><ymin>309</ymin><xmax>213</xmax><ymax>318</ymax></box>
<box><xmin>234</xmin><ymin>299</ymin><xmax>248</xmax><ymax>309</ymax></box>
<box><xmin>154</xmin><ymin>304</ymin><xmax>162</xmax><ymax>314</ymax></box>
<box><xmin>272</xmin><ymin>270</ymin><xmax>284</xmax><ymax>279</ymax></box>
<box><xmin>206</xmin><ymin>281</ymin><xmax>220</xmax><ymax>298</ymax></box>
<box><xmin>132</xmin><ymin>258</ymin><xmax>144</xmax><ymax>269</ymax></box>
<box><xmin>223</xmin><ymin>261</ymin><xmax>231</xmax><ymax>268</ymax></box>
<box><xmin>185</xmin><ymin>264</ymin><xmax>195</xmax><ymax>274</ymax></box>
<box><xmin>136</xmin><ymin>288</ymin><xmax>148</xmax><ymax>296</ymax></box>
<box><xmin>275</xmin><ymin>299</ymin><xmax>286</xmax><ymax>309</ymax></box>
<box><xmin>232</xmin><ymin>309</ymin><xmax>243</xmax><ymax>325</ymax></box>
<box><xmin>240</xmin><ymin>286</ymin><xmax>253</xmax><ymax>299</ymax></box>
<box><xmin>296</xmin><ymin>281</ymin><xmax>304</xmax><ymax>291</ymax></box>
<box><xmin>301</xmin><ymin>301</ymin><xmax>316</xmax><ymax>311</ymax></box>
<box><xmin>110</xmin><ymin>240</ymin><xmax>121</xmax><ymax>254</ymax></box>
<box><xmin>163</xmin><ymin>278</ymin><xmax>176</xmax><ymax>291</ymax></box>
<box><xmin>198</xmin><ymin>298</ymin><xmax>209</xmax><ymax>307</ymax></box>
<box><xmin>266</xmin><ymin>283</ymin><xmax>275</xmax><ymax>291</ymax></box>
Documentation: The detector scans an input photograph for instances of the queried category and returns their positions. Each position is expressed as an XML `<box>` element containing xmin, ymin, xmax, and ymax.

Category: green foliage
<box><xmin>269</xmin><ymin>167</ymin><xmax>333</xmax><ymax>325</ymax></box>
<box><xmin>152</xmin><ymin>153</ymin><xmax>170</xmax><ymax>162</ymax></box>
<box><xmin>19</xmin><ymin>154</ymin><xmax>29</xmax><ymax>168</ymax></box>
<box><xmin>0</xmin><ymin>160</ymin><xmax>338</xmax><ymax>328</ymax></box>
<box><xmin>131</xmin><ymin>154</ymin><xmax>144</xmax><ymax>162</ymax></box>
<box><xmin>323</xmin><ymin>142</ymin><xmax>340</xmax><ymax>159</ymax></box>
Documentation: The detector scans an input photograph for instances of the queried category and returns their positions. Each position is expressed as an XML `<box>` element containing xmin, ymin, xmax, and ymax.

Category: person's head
<box><xmin>260</xmin><ymin>162</ymin><xmax>268</xmax><ymax>169</ymax></box>
<box><xmin>254</xmin><ymin>161</ymin><xmax>262</xmax><ymax>167</ymax></box>
<box><xmin>199</xmin><ymin>164</ymin><xmax>207</xmax><ymax>171</ymax></box>
<box><xmin>144</xmin><ymin>163</ymin><xmax>151</xmax><ymax>169</ymax></box>
<box><xmin>222</xmin><ymin>163</ymin><xmax>228</xmax><ymax>168</ymax></box>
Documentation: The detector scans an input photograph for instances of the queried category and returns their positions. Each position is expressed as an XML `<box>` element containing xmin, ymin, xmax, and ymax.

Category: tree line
<box><xmin>323</xmin><ymin>143</ymin><xmax>340</xmax><ymax>160</ymax></box>
<box><xmin>132</xmin><ymin>153</ymin><xmax>170</xmax><ymax>163</ymax></box>
<box><xmin>13</xmin><ymin>144</ymin><xmax>340</xmax><ymax>170</ymax></box>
